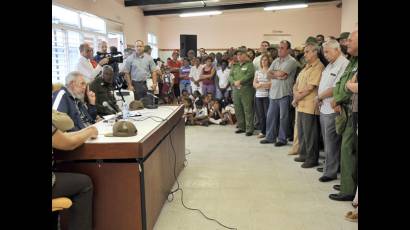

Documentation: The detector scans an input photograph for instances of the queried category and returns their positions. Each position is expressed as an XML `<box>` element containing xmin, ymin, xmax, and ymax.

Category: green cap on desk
<box><xmin>129</xmin><ymin>100</ymin><xmax>144</xmax><ymax>111</ymax></box>
<box><xmin>104</xmin><ymin>120</ymin><xmax>138</xmax><ymax>137</ymax></box>
<box><xmin>52</xmin><ymin>110</ymin><xmax>74</xmax><ymax>131</ymax></box>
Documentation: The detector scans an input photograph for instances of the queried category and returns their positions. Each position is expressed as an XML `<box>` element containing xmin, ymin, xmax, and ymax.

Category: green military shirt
<box><xmin>89</xmin><ymin>76</ymin><xmax>119</xmax><ymax>116</ymax></box>
<box><xmin>228</xmin><ymin>61</ymin><xmax>255</xmax><ymax>88</ymax></box>
<box><xmin>333</xmin><ymin>56</ymin><xmax>358</xmax><ymax>105</ymax></box>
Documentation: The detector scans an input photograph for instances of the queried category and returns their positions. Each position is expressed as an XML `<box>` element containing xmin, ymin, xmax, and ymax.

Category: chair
<box><xmin>114</xmin><ymin>89</ymin><xmax>135</xmax><ymax>108</ymax></box>
<box><xmin>52</xmin><ymin>197</ymin><xmax>72</xmax><ymax>212</ymax></box>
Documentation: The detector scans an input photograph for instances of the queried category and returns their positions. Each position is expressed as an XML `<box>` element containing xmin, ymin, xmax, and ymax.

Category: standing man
<box><xmin>316</xmin><ymin>40</ymin><xmax>349</xmax><ymax>182</ymax></box>
<box><xmin>76</xmin><ymin>43</ymin><xmax>109</xmax><ymax>82</ymax></box>
<box><xmin>253</xmin><ymin>41</ymin><xmax>270</xmax><ymax>72</ymax></box>
<box><xmin>337</xmin><ymin>32</ymin><xmax>351</xmax><ymax>58</ymax></box>
<box><xmin>228</xmin><ymin>47</ymin><xmax>255</xmax><ymax>136</ymax></box>
<box><xmin>89</xmin><ymin>65</ymin><xmax>120</xmax><ymax>116</ymax></box>
<box><xmin>329</xmin><ymin>27</ymin><xmax>358</xmax><ymax>201</ymax></box>
<box><xmin>260</xmin><ymin>40</ymin><xmax>298</xmax><ymax>146</ymax></box>
<box><xmin>94</xmin><ymin>41</ymin><xmax>108</xmax><ymax>63</ymax></box>
<box><xmin>292</xmin><ymin>43</ymin><xmax>324</xmax><ymax>168</ymax></box>
<box><xmin>167</xmin><ymin>50</ymin><xmax>182</xmax><ymax>99</ymax></box>
<box><xmin>123</xmin><ymin>40</ymin><xmax>158</xmax><ymax>100</ymax></box>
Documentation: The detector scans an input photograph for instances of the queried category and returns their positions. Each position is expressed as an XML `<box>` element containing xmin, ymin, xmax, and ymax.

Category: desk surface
<box><xmin>54</xmin><ymin>105</ymin><xmax>184</xmax><ymax>161</ymax></box>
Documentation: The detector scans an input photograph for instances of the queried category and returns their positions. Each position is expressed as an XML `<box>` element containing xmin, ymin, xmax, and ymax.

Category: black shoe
<box><xmin>287</xmin><ymin>137</ymin><xmax>294</xmax><ymax>142</ymax></box>
<box><xmin>329</xmin><ymin>193</ymin><xmax>354</xmax><ymax>201</ymax></box>
<box><xmin>235</xmin><ymin>129</ymin><xmax>245</xmax><ymax>134</ymax></box>
<box><xmin>317</xmin><ymin>167</ymin><xmax>323</xmax><ymax>173</ymax></box>
<box><xmin>274</xmin><ymin>142</ymin><xmax>287</xmax><ymax>147</ymax></box>
<box><xmin>301</xmin><ymin>162</ymin><xmax>319</xmax><ymax>168</ymax></box>
<box><xmin>294</xmin><ymin>157</ymin><xmax>306</xmax><ymax>162</ymax></box>
<box><xmin>246</xmin><ymin>132</ymin><xmax>253</xmax><ymax>136</ymax></box>
<box><xmin>333</xmin><ymin>185</ymin><xmax>340</xmax><ymax>191</ymax></box>
<box><xmin>260</xmin><ymin>139</ymin><xmax>274</xmax><ymax>144</ymax></box>
<box><xmin>319</xmin><ymin>176</ymin><xmax>336</xmax><ymax>182</ymax></box>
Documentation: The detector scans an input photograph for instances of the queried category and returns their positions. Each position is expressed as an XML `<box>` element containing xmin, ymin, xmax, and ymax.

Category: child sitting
<box><xmin>193</xmin><ymin>99</ymin><xmax>209</xmax><ymax>126</ymax></box>
<box><xmin>183</xmin><ymin>97</ymin><xmax>194</xmax><ymax>125</ymax></box>
<box><xmin>209</xmin><ymin>99</ymin><xmax>229</xmax><ymax>125</ymax></box>
<box><xmin>161</xmin><ymin>66</ymin><xmax>175</xmax><ymax>104</ymax></box>
<box><xmin>179</xmin><ymin>89</ymin><xmax>190</xmax><ymax>104</ymax></box>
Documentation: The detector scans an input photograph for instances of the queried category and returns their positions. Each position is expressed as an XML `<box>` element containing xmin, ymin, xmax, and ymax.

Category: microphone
<box><xmin>103</xmin><ymin>101</ymin><xmax>117</xmax><ymax>114</ymax></box>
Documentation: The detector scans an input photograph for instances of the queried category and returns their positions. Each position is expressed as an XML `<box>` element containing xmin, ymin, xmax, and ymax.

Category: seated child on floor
<box><xmin>183</xmin><ymin>97</ymin><xmax>194</xmax><ymax>125</ymax></box>
<box><xmin>193</xmin><ymin>98</ymin><xmax>209</xmax><ymax>126</ymax></box>
<box><xmin>208</xmin><ymin>99</ymin><xmax>229</xmax><ymax>125</ymax></box>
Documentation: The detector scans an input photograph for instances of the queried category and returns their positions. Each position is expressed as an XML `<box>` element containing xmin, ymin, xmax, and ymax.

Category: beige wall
<box><xmin>341</xmin><ymin>0</ymin><xmax>358</xmax><ymax>32</ymax></box>
<box><xmin>159</xmin><ymin>4</ymin><xmax>341</xmax><ymax>50</ymax></box>
<box><xmin>53</xmin><ymin>0</ymin><xmax>151</xmax><ymax>46</ymax></box>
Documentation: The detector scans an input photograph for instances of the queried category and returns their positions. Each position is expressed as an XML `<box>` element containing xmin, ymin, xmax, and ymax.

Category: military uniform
<box><xmin>89</xmin><ymin>76</ymin><xmax>120</xmax><ymax>116</ymax></box>
<box><xmin>228</xmin><ymin>60</ymin><xmax>255</xmax><ymax>133</ymax></box>
<box><xmin>333</xmin><ymin>56</ymin><xmax>358</xmax><ymax>196</ymax></box>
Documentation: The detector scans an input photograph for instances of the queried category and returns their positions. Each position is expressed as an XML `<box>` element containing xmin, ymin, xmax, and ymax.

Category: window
<box><xmin>52</xmin><ymin>4</ymin><xmax>124</xmax><ymax>84</ymax></box>
<box><xmin>147</xmin><ymin>33</ymin><xmax>158</xmax><ymax>59</ymax></box>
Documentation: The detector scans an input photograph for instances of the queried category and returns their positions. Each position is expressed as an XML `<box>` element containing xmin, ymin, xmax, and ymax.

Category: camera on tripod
<box><xmin>97</xmin><ymin>51</ymin><xmax>123</xmax><ymax>65</ymax></box>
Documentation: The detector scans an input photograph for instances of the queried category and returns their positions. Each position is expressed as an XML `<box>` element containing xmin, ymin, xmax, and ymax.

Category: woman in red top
<box><xmin>167</xmin><ymin>50</ymin><xmax>182</xmax><ymax>99</ymax></box>
<box><xmin>199</xmin><ymin>56</ymin><xmax>216</xmax><ymax>97</ymax></box>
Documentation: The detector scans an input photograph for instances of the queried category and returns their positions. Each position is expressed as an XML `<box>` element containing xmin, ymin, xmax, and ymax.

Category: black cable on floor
<box><xmin>168</xmin><ymin>135</ymin><xmax>237</xmax><ymax>230</ymax></box>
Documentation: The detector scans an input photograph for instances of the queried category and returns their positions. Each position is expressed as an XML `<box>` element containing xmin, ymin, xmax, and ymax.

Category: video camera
<box><xmin>96</xmin><ymin>51</ymin><xmax>123</xmax><ymax>65</ymax></box>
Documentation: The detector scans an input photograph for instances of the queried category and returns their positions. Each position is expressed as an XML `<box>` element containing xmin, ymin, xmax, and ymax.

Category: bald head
<box><xmin>99</xmin><ymin>41</ymin><xmax>108</xmax><ymax>53</ymax></box>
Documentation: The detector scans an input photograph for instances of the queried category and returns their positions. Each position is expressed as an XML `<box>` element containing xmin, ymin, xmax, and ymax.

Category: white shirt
<box><xmin>253</xmin><ymin>55</ymin><xmax>262</xmax><ymax>72</ymax></box>
<box><xmin>254</xmin><ymin>70</ymin><xmax>270</xmax><ymax>98</ymax></box>
<box><xmin>76</xmin><ymin>56</ymin><xmax>102</xmax><ymax>82</ymax></box>
<box><xmin>193</xmin><ymin>107</ymin><xmax>208</xmax><ymax>119</ymax></box>
<box><xmin>216</xmin><ymin>68</ymin><xmax>230</xmax><ymax>89</ymax></box>
<box><xmin>318</xmin><ymin>55</ymin><xmax>349</xmax><ymax>114</ymax></box>
<box><xmin>189</xmin><ymin>65</ymin><xmax>204</xmax><ymax>93</ymax></box>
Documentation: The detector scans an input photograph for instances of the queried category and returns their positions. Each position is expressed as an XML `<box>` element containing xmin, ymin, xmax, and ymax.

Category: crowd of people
<box><xmin>51</xmin><ymin>25</ymin><xmax>358</xmax><ymax>229</ymax></box>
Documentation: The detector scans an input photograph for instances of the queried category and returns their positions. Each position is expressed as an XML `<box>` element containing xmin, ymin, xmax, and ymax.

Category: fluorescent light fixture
<box><xmin>179</xmin><ymin>11</ymin><xmax>222</xmax><ymax>17</ymax></box>
<box><xmin>264</xmin><ymin>4</ymin><xmax>308</xmax><ymax>11</ymax></box>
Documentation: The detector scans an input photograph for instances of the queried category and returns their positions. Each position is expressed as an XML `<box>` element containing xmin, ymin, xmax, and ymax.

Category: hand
<box><xmin>315</xmin><ymin>96</ymin><xmax>322</xmax><ymax>107</ymax></box>
<box><xmin>151</xmin><ymin>82</ymin><xmax>157</xmax><ymax>91</ymax></box>
<box><xmin>234</xmin><ymin>80</ymin><xmax>241</xmax><ymax>88</ymax></box>
<box><xmin>87</xmin><ymin>126</ymin><xmax>98</xmax><ymax>139</ymax></box>
<box><xmin>98</xmin><ymin>57</ymin><xmax>109</xmax><ymax>66</ymax></box>
<box><xmin>86</xmin><ymin>87</ymin><xmax>96</xmax><ymax>105</ymax></box>
<box><xmin>330</xmin><ymin>99</ymin><xmax>337</xmax><ymax>109</ymax></box>
<box><xmin>254</xmin><ymin>83</ymin><xmax>260</xmax><ymax>89</ymax></box>
<box><xmin>128</xmin><ymin>85</ymin><xmax>135</xmax><ymax>91</ymax></box>
<box><xmin>334</xmin><ymin>105</ymin><xmax>341</xmax><ymax>113</ymax></box>
<box><xmin>96</xmin><ymin>116</ymin><xmax>103</xmax><ymax>122</ymax></box>
<box><xmin>291</xmin><ymin>99</ymin><xmax>298</xmax><ymax>108</ymax></box>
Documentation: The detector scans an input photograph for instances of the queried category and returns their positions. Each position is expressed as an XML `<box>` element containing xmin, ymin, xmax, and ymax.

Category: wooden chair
<box><xmin>52</xmin><ymin>197</ymin><xmax>72</xmax><ymax>212</ymax></box>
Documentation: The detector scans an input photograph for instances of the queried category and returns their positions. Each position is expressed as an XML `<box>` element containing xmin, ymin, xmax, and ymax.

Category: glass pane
<box><xmin>151</xmin><ymin>46</ymin><xmax>158</xmax><ymax>59</ymax></box>
<box><xmin>67</xmin><ymin>31</ymin><xmax>81</xmax><ymax>73</ymax></box>
<box><xmin>52</xmin><ymin>5</ymin><xmax>80</xmax><ymax>28</ymax></box>
<box><xmin>108</xmin><ymin>33</ymin><xmax>124</xmax><ymax>53</ymax></box>
<box><xmin>80</xmin><ymin>13</ymin><xmax>106</xmax><ymax>34</ymax></box>
<box><xmin>52</xmin><ymin>29</ymin><xmax>68</xmax><ymax>84</ymax></box>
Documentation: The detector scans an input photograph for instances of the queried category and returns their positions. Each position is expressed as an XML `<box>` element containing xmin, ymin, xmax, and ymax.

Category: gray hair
<box><xmin>322</xmin><ymin>39</ymin><xmax>341</xmax><ymax>51</ymax></box>
<box><xmin>304</xmin><ymin>42</ymin><xmax>320</xmax><ymax>55</ymax></box>
<box><xmin>65</xmin><ymin>71</ymin><xmax>85</xmax><ymax>86</ymax></box>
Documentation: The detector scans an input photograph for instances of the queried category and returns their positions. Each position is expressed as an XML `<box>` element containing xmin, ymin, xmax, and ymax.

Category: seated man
<box><xmin>52</xmin><ymin>71</ymin><xmax>98</xmax><ymax>131</ymax></box>
<box><xmin>89</xmin><ymin>65</ymin><xmax>120</xmax><ymax>116</ymax></box>
<box><xmin>52</xmin><ymin>111</ymin><xmax>98</xmax><ymax>230</ymax></box>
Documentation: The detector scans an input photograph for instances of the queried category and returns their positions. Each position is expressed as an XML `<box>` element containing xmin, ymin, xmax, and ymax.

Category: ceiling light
<box><xmin>264</xmin><ymin>4</ymin><xmax>308</xmax><ymax>11</ymax></box>
<box><xmin>179</xmin><ymin>11</ymin><xmax>222</xmax><ymax>17</ymax></box>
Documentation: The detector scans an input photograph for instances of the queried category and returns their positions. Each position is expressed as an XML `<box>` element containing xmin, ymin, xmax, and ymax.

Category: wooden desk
<box><xmin>54</xmin><ymin>105</ymin><xmax>186</xmax><ymax>230</ymax></box>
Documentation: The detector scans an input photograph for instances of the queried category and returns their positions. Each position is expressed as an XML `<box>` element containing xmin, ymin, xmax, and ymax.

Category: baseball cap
<box><xmin>129</xmin><ymin>100</ymin><xmax>144</xmax><ymax>111</ymax></box>
<box><xmin>234</xmin><ymin>47</ymin><xmax>248</xmax><ymax>55</ymax></box>
<box><xmin>338</xmin><ymin>32</ymin><xmax>350</xmax><ymax>40</ymax></box>
<box><xmin>104</xmin><ymin>120</ymin><xmax>138</xmax><ymax>137</ymax></box>
<box><xmin>305</xmin><ymin>36</ymin><xmax>318</xmax><ymax>44</ymax></box>
<box><xmin>52</xmin><ymin>110</ymin><xmax>74</xmax><ymax>131</ymax></box>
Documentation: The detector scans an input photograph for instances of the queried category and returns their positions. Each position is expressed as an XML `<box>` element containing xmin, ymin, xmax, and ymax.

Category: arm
<box><xmin>295</xmin><ymin>84</ymin><xmax>316</xmax><ymax>102</ymax></box>
<box><xmin>253</xmin><ymin>72</ymin><xmax>260</xmax><ymax>89</ymax></box>
<box><xmin>318</xmin><ymin>87</ymin><xmax>334</xmax><ymax>100</ymax></box>
<box><xmin>199</xmin><ymin>67</ymin><xmax>216</xmax><ymax>80</ymax></box>
<box><xmin>52</xmin><ymin>126</ymin><xmax>98</xmax><ymax>151</ymax></box>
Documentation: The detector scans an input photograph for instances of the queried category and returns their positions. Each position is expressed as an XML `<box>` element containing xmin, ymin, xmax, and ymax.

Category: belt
<box><xmin>132</xmin><ymin>80</ymin><xmax>147</xmax><ymax>83</ymax></box>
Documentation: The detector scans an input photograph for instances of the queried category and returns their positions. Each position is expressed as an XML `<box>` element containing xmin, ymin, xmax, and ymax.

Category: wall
<box><xmin>52</xmin><ymin>0</ymin><xmax>156</xmax><ymax>46</ymax></box>
<box><xmin>158</xmin><ymin>4</ymin><xmax>341</xmax><ymax>51</ymax></box>
<box><xmin>341</xmin><ymin>0</ymin><xmax>358</xmax><ymax>32</ymax></box>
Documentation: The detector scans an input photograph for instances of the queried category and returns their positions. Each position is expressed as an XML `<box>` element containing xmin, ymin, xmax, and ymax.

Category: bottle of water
<box><xmin>122</xmin><ymin>102</ymin><xmax>129</xmax><ymax>120</ymax></box>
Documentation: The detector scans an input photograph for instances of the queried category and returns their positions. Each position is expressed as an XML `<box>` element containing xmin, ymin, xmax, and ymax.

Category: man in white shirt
<box><xmin>189</xmin><ymin>57</ymin><xmax>203</xmax><ymax>94</ymax></box>
<box><xmin>316</xmin><ymin>39</ymin><xmax>349</xmax><ymax>182</ymax></box>
<box><xmin>76</xmin><ymin>43</ymin><xmax>109</xmax><ymax>82</ymax></box>
<box><xmin>215</xmin><ymin>59</ymin><xmax>231</xmax><ymax>101</ymax></box>
<box><xmin>253</xmin><ymin>41</ymin><xmax>270</xmax><ymax>72</ymax></box>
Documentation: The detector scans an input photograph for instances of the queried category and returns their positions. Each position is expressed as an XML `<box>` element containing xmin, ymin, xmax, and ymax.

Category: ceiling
<box><xmin>124</xmin><ymin>0</ymin><xmax>341</xmax><ymax>16</ymax></box>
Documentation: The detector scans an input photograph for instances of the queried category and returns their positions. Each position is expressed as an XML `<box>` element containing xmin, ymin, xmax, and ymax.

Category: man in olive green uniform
<box><xmin>89</xmin><ymin>65</ymin><xmax>120</xmax><ymax>116</ymax></box>
<box><xmin>229</xmin><ymin>47</ymin><xmax>255</xmax><ymax>136</ymax></box>
<box><xmin>329</xmin><ymin>28</ymin><xmax>358</xmax><ymax>201</ymax></box>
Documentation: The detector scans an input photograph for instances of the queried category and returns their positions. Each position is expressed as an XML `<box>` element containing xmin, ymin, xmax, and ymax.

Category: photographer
<box><xmin>94</xmin><ymin>41</ymin><xmax>108</xmax><ymax>63</ymax></box>
<box><xmin>76</xmin><ymin>43</ymin><xmax>109</xmax><ymax>82</ymax></box>
<box><xmin>89</xmin><ymin>65</ymin><xmax>120</xmax><ymax>116</ymax></box>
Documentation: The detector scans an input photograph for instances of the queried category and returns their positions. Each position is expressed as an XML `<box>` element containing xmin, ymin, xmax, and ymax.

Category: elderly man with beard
<box><xmin>52</xmin><ymin>71</ymin><xmax>97</xmax><ymax>131</ymax></box>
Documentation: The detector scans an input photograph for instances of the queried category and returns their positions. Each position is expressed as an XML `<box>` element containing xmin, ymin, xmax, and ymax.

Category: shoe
<box><xmin>319</xmin><ymin>176</ymin><xmax>336</xmax><ymax>182</ymax></box>
<box><xmin>235</xmin><ymin>129</ymin><xmax>245</xmax><ymax>134</ymax></box>
<box><xmin>260</xmin><ymin>139</ymin><xmax>274</xmax><ymax>144</ymax></box>
<box><xmin>220</xmin><ymin>120</ymin><xmax>227</xmax><ymax>125</ymax></box>
<box><xmin>317</xmin><ymin>167</ymin><xmax>323</xmax><ymax>173</ymax></box>
<box><xmin>333</xmin><ymin>185</ymin><xmax>340</xmax><ymax>191</ymax></box>
<box><xmin>329</xmin><ymin>193</ymin><xmax>355</xmax><ymax>201</ymax></box>
<box><xmin>301</xmin><ymin>162</ymin><xmax>319</xmax><ymax>168</ymax></box>
<box><xmin>345</xmin><ymin>211</ymin><xmax>358</xmax><ymax>222</ymax></box>
<box><xmin>294</xmin><ymin>157</ymin><xmax>306</xmax><ymax>162</ymax></box>
<box><xmin>257</xmin><ymin>133</ymin><xmax>265</xmax><ymax>138</ymax></box>
<box><xmin>288</xmin><ymin>151</ymin><xmax>298</xmax><ymax>155</ymax></box>
<box><xmin>287</xmin><ymin>137</ymin><xmax>294</xmax><ymax>142</ymax></box>
<box><xmin>274</xmin><ymin>142</ymin><xmax>287</xmax><ymax>147</ymax></box>
<box><xmin>246</xmin><ymin>132</ymin><xmax>253</xmax><ymax>136</ymax></box>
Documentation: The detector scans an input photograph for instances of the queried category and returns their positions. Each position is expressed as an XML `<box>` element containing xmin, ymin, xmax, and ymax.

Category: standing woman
<box><xmin>253</xmin><ymin>54</ymin><xmax>272</xmax><ymax>138</ymax></box>
<box><xmin>199</xmin><ymin>56</ymin><xmax>216</xmax><ymax>97</ymax></box>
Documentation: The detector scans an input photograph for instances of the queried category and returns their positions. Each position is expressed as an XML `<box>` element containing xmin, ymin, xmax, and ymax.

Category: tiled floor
<box><xmin>154</xmin><ymin>125</ymin><xmax>358</xmax><ymax>230</ymax></box>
